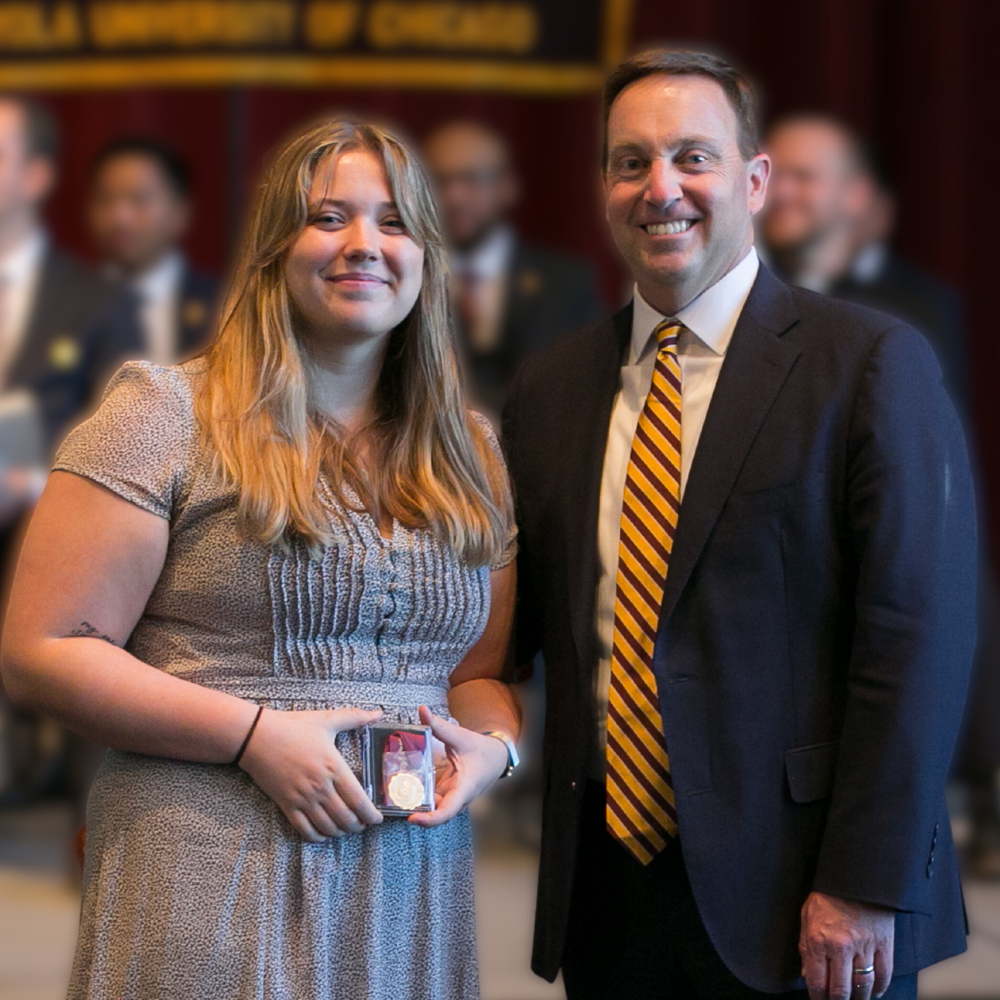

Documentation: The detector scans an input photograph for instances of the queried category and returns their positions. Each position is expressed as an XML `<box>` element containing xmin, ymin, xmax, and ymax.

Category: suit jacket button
<box><xmin>570</xmin><ymin>780</ymin><xmax>577</xmax><ymax>790</ymax></box>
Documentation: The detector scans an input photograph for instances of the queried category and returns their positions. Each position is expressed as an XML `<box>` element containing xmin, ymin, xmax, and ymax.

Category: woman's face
<box><xmin>285</xmin><ymin>149</ymin><xmax>425</xmax><ymax>345</ymax></box>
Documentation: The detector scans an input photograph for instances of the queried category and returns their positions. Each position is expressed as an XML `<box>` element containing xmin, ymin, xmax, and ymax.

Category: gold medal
<box><xmin>387</xmin><ymin>772</ymin><xmax>424</xmax><ymax>810</ymax></box>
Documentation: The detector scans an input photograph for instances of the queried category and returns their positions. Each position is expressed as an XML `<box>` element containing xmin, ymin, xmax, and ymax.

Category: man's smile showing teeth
<box><xmin>644</xmin><ymin>220</ymin><xmax>695</xmax><ymax>235</ymax></box>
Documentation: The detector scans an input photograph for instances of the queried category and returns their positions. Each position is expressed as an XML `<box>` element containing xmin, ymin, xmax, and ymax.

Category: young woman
<box><xmin>0</xmin><ymin>119</ymin><xmax>521</xmax><ymax>999</ymax></box>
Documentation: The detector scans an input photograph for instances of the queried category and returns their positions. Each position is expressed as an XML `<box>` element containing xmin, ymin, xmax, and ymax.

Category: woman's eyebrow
<box><xmin>311</xmin><ymin>197</ymin><xmax>400</xmax><ymax>212</ymax></box>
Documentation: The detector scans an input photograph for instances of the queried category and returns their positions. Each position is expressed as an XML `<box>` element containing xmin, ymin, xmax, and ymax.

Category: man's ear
<box><xmin>747</xmin><ymin>153</ymin><xmax>771</xmax><ymax>216</ymax></box>
<box><xmin>844</xmin><ymin>174</ymin><xmax>874</xmax><ymax>219</ymax></box>
<box><xmin>23</xmin><ymin>156</ymin><xmax>55</xmax><ymax>206</ymax></box>
<box><xmin>499</xmin><ymin>169</ymin><xmax>520</xmax><ymax>213</ymax></box>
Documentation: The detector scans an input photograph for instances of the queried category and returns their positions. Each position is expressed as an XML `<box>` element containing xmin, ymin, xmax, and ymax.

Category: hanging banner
<box><xmin>0</xmin><ymin>0</ymin><xmax>633</xmax><ymax>91</ymax></box>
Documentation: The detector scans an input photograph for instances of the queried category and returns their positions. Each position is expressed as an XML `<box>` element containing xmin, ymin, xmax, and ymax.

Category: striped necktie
<box><xmin>606</xmin><ymin>318</ymin><xmax>681</xmax><ymax>863</ymax></box>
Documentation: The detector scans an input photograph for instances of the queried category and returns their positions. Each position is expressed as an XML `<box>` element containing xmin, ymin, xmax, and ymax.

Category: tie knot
<box><xmin>654</xmin><ymin>320</ymin><xmax>681</xmax><ymax>353</ymax></box>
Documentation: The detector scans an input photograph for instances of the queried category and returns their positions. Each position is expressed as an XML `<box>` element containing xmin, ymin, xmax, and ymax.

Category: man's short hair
<box><xmin>767</xmin><ymin>112</ymin><xmax>893</xmax><ymax>192</ymax></box>
<box><xmin>91</xmin><ymin>137</ymin><xmax>191</xmax><ymax>198</ymax></box>
<box><xmin>603</xmin><ymin>49</ymin><xmax>760</xmax><ymax>167</ymax></box>
<box><xmin>0</xmin><ymin>94</ymin><xmax>59</xmax><ymax>162</ymax></box>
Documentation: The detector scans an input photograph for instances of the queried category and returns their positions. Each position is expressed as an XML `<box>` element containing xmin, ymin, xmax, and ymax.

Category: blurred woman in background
<box><xmin>0</xmin><ymin>118</ymin><xmax>520</xmax><ymax>999</ymax></box>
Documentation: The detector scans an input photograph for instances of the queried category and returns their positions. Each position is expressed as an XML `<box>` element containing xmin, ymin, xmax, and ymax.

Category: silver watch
<box><xmin>482</xmin><ymin>731</ymin><xmax>519</xmax><ymax>778</ymax></box>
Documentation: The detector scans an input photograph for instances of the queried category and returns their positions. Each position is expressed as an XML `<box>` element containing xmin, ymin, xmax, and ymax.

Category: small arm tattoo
<box><xmin>65</xmin><ymin>621</ymin><xmax>117</xmax><ymax>646</ymax></box>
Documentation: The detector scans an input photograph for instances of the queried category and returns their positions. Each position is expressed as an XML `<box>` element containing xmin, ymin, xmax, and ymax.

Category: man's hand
<box><xmin>799</xmin><ymin>891</ymin><xmax>895</xmax><ymax>1000</ymax></box>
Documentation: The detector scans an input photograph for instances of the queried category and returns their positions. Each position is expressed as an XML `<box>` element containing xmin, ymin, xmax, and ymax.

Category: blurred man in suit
<box><xmin>0</xmin><ymin>95</ymin><xmax>142</xmax><ymax>803</ymax></box>
<box><xmin>425</xmin><ymin>120</ymin><xmax>604</xmax><ymax>845</ymax></box>
<box><xmin>424</xmin><ymin>120</ymin><xmax>604</xmax><ymax>424</ymax></box>
<box><xmin>0</xmin><ymin>97</ymin><xmax>142</xmax><ymax>494</ymax></box>
<box><xmin>762</xmin><ymin>113</ymin><xmax>1000</xmax><ymax>879</ymax></box>
<box><xmin>760</xmin><ymin>114</ymin><xmax>969</xmax><ymax>412</ymax></box>
<box><xmin>88</xmin><ymin>137</ymin><xmax>219</xmax><ymax>366</ymax></box>
<box><xmin>504</xmin><ymin>50</ymin><xmax>976</xmax><ymax>999</ymax></box>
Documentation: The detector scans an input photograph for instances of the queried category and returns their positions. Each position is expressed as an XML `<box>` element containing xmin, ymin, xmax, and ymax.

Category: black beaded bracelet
<box><xmin>232</xmin><ymin>705</ymin><xmax>264</xmax><ymax>766</ymax></box>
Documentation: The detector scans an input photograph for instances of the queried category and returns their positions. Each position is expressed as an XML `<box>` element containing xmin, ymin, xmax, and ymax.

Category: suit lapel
<box><xmin>500</xmin><ymin>243</ymin><xmax>525</xmax><ymax>335</ymax></box>
<box><xmin>500</xmin><ymin>242</ymin><xmax>537</xmax><ymax>353</ymax></box>
<box><xmin>177</xmin><ymin>268</ymin><xmax>214</xmax><ymax>354</ymax></box>
<box><xmin>566</xmin><ymin>303</ymin><xmax>633</xmax><ymax>669</ymax></box>
<box><xmin>658</xmin><ymin>267</ymin><xmax>801</xmax><ymax>628</ymax></box>
<box><xmin>9</xmin><ymin>251</ymin><xmax>62</xmax><ymax>383</ymax></box>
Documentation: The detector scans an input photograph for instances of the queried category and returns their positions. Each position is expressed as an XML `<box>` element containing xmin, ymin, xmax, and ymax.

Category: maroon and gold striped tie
<box><xmin>606</xmin><ymin>319</ymin><xmax>681</xmax><ymax>863</ymax></box>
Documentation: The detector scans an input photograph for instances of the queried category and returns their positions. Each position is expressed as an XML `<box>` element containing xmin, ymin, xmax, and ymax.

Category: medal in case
<box><xmin>362</xmin><ymin>723</ymin><xmax>435</xmax><ymax>816</ymax></box>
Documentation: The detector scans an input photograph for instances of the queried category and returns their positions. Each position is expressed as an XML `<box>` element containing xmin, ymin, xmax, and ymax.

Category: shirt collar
<box><xmin>0</xmin><ymin>228</ymin><xmax>47</xmax><ymax>284</ymax></box>
<box><xmin>850</xmin><ymin>241</ymin><xmax>887</xmax><ymax>284</ymax></box>
<box><xmin>449</xmin><ymin>224</ymin><xmax>514</xmax><ymax>281</ymax></box>
<box><xmin>630</xmin><ymin>246</ymin><xmax>759</xmax><ymax>364</ymax></box>
<box><xmin>130</xmin><ymin>251</ymin><xmax>184</xmax><ymax>303</ymax></box>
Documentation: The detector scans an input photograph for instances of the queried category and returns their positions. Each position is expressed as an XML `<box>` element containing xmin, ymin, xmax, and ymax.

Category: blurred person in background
<box><xmin>88</xmin><ymin>137</ymin><xmax>220</xmax><ymax>366</ymax></box>
<box><xmin>0</xmin><ymin>95</ymin><xmax>142</xmax><ymax>807</ymax></box>
<box><xmin>760</xmin><ymin>114</ymin><xmax>969</xmax><ymax>411</ymax></box>
<box><xmin>424</xmin><ymin>119</ymin><xmax>599</xmax><ymax>845</ymax></box>
<box><xmin>423</xmin><ymin>120</ymin><xmax>604</xmax><ymax>425</ymax></box>
<box><xmin>505</xmin><ymin>49</ymin><xmax>976</xmax><ymax>999</ymax></box>
<box><xmin>762</xmin><ymin>113</ymin><xmax>1000</xmax><ymax>880</ymax></box>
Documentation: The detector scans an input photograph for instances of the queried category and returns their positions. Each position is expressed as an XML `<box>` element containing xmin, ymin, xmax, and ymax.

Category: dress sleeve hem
<box><xmin>51</xmin><ymin>463</ymin><xmax>172</xmax><ymax>521</ymax></box>
<box><xmin>489</xmin><ymin>540</ymin><xmax>518</xmax><ymax>573</ymax></box>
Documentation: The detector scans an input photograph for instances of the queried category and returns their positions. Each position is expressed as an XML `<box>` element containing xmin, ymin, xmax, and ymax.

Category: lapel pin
<box><xmin>182</xmin><ymin>298</ymin><xmax>208</xmax><ymax>328</ymax></box>
<box><xmin>49</xmin><ymin>335</ymin><xmax>81</xmax><ymax>371</ymax></box>
<box><xmin>517</xmin><ymin>269</ymin><xmax>543</xmax><ymax>296</ymax></box>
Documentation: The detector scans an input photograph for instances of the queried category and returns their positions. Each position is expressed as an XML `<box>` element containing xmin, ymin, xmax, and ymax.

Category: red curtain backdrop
<box><xmin>34</xmin><ymin>0</ymin><xmax>1000</xmax><ymax>552</ymax></box>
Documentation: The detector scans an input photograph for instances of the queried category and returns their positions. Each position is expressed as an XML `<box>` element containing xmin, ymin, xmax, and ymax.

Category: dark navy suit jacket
<box><xmin>460</xmin><ymin>239</ymin><xmax>604</xmax><ymax>419</ymax></box>
<box><xmin>502</xmin><ymin>265</ymin><xmax>977</xmax><ymax>992</ymax></box>
<box><xmin>7</xmin><ymin>248</ymin><xmax>143</xmax><ymax>451</ymax></box>
<box><xmin>176</xmin><ymin>266</ymin><xmax>221</xmax><ymax>359</ymax></box>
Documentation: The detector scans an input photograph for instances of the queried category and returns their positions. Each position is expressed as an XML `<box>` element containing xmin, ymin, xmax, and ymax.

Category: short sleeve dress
<box><xmin>53</xmin><ymin>359</ymin><xmax>517</xmax><ymax>1000</ymax></box>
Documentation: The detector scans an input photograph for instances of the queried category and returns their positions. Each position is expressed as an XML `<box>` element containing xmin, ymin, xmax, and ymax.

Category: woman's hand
<box><xmin>238</xmin><ymin>706</ymin><xmax>385</xmax><ymax>842</ymax></box>
<box><xmin>408</xmin><ymin>705</ymin><xmax>510</xmax><ymax>828</ymax></box>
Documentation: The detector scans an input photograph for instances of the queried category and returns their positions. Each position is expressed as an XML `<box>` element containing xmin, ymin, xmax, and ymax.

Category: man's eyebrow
<box><xmin>673</xmin><ymin>135</ymin><xmax>723</xmax><ymax>152</ymax></box>
<box><xmin>608</xmin><ymin>136</ymin><xmax>723</xmax><ymax>158</ymax></box>
<box><xmin>608</xmin><ymin>141</ymin><xmax>648</xmax><ymax>158</ymax></box>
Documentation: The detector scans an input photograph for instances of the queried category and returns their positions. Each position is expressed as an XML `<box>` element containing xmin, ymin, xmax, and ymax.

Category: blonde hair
<box><xmin>194</xmin><ymin>119</ymin><xmax>511</xmax><ymax>566</ymax></box>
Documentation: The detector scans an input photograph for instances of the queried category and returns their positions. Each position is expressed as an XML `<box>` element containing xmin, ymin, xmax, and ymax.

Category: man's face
<box><xmin>0</xmin><ymin>102</ymin><xmax>53</xmax><ymax>228</ymax></box>
<box><xmin>759</xmin><ymin>121</ymin><xmax>864</xmax><ymax>252</ymax></box>
<box><xmin>424</xmin><ymin>125</ymin><xmax>516</xmax><ymax>250</ymax></box>
<box><xmin>88</xmin><ymin>154</ymin><xmax>189</xmax><ymax>273</ymax></box>
<box><xmin>604</xmin><ymin>74</ymin><xmax>769</xmax><ymax>310</ymax></box>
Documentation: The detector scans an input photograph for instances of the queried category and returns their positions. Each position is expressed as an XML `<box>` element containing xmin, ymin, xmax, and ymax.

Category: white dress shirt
<box><xmin>449</xmin><ymin>223</ymin><xmax>514</xmax><ymax>283</ymax></box>
<box><xmin>589</xmin><ymin>246</ymin><xmax>760</xmax><ymax>778</ymax></box>
<box><xmin>129</xmin><ymin>251</ymin><xmax>185</xmax><ymax>367</ymax></box>
<box><xmin>447</xmin><ymin>224</ymin><xmax>513</xmax><ymax>353</ymax></box>
<box><xmin>0</xmin><ymin>228</ymin><xmax>46</xmax><ymax>385</ymax></box>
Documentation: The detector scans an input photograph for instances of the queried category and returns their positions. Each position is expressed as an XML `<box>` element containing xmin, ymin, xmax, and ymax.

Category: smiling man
<box><xmin>502</xmin><ymin>50</ymin><xmax>976</xmax><ymax>1000</ymax></box>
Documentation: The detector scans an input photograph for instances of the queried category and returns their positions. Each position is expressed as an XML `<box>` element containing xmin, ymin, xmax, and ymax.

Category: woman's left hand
<box><xmin>407</xmin><ymin>705</ymin><xmax>510</xmax><ymax>827</ymax></box>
